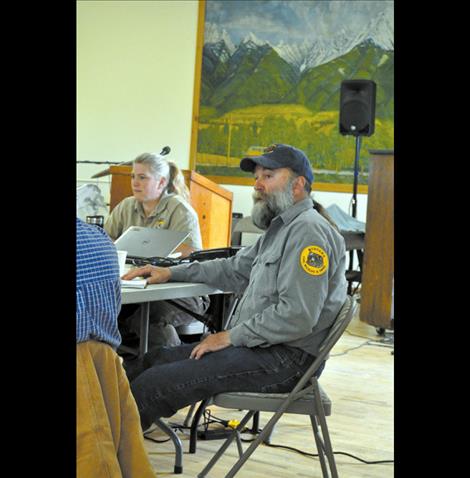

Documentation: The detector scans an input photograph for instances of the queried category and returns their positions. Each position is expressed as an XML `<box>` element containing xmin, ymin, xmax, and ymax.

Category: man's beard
<box><xmin>251</xmin><ymin>177</ymin><xmax>295</xmax><ymax>230</ymax></box>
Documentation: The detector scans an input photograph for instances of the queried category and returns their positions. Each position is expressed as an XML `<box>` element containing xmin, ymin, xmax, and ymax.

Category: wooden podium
<box><xmin>105</xmin><ymin>165</ymin><xmax>233</xmax><ymax>250</ymax></box>
<box><xmin>108</xmin><ymin>165</ymin><xmax>133</xmax><ymax>212</ymax></box>
<box><xmin>359</xmin><ymin>150</ymin><xmax>394</xmax><ymax>329</ymax></box>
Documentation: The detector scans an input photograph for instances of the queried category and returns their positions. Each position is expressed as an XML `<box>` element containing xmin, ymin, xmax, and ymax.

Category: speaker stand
<box><xmin>351</xmin><ymin>135</ymin><xmax>362</xmax><ymax>219</ymax></box>
<box><xmin>347</xmin><ymin>135</ymin><xmax>362</xmax><ymax>295</ymax></box>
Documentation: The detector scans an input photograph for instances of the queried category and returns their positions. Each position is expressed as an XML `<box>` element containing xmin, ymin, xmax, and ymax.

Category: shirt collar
<box><xmin>276</xmin><ymin>196</ymin><xmax>313</xmax><ymax>226</ymax></box>
<box><xmin>133</xmin><ymin>193</ymin><xmax>173</xmax><ymax>218</ymax></box>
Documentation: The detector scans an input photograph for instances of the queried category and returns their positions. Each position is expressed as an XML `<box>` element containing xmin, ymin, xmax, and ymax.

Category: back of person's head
<box><xmin>311</xmin><ymin>198</ymin><xmax>339</xmax><ymax>232</ymax></box>
<box><xmin>133</xmin><ymin>153</ymin><xmax>189</xmax><ymax>201</ymax></box>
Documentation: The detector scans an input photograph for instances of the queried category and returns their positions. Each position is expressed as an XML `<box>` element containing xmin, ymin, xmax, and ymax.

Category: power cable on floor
<box><xmin>330</xmin><ymin>338</ymin><xmax>393</xmax><ymax>357</ymax></box>
<box><xmin>346</xmin><ymin>329</ymin><xmax>393</xmax><ymax>342</ymax></box>
<box><xmin>240</xmin><ymin>434</ymin><xmax>394</xmax><ymax>465</ymax></box>
<box><xmin>200</xmin><ymin>411</ymin><xmax>394</xmax><ymax>466</ymax></box>
<box><xmin>143</xmin><ymin>435</ymin><xmax>171</xmax><ymax>444</ymax></box>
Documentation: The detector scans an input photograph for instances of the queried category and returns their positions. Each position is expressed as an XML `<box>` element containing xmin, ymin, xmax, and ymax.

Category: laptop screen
<box><xmin>114</xmin><ymin>226</ymin><xmax>189</xmax><ymax>259</ymax></box>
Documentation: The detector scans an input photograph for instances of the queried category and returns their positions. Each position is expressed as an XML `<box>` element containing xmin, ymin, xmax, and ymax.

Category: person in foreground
<box><xmin>104</xmin><ymin>151</ymin><xmax>209</xmax><ymax>348</ymax></box>
<box><xmin>76</xmin><ymin>218</ymin><xmax>156</xmax><ymax>478</ymax></box>
<box><xmin>123</xmin><ymin>144</ymin><xmax>347</xmax><ymax>432</ymax></box>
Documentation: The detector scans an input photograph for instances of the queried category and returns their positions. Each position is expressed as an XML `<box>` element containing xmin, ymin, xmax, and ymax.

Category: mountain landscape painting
<box><xmin>192</xmin><ymin>0</ymin><xmax>394</xmax><ymax>190</ymax></box>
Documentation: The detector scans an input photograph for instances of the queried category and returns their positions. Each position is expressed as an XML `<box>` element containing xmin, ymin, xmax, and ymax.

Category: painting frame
<box><xmin>189</xmin><ymin>0</ymin><xmax>393</xmax><ymax>193</ymax></box>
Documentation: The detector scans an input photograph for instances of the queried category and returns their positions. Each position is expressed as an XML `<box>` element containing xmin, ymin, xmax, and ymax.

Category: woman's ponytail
<box><xmin>167</xmin><ymin>161</ymin><xmax>190</xmax><ymax>202</ymax></box>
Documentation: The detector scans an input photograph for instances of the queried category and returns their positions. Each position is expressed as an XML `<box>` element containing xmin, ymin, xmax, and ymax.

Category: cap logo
<box><xmin>264</xmin><ymin>144</ymin><xmax>277</xmax><ymax>153</ymax></box>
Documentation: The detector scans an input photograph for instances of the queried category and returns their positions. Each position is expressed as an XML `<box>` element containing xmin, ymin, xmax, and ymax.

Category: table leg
<box><xmin>139</xmin><ymin>302</ymin><xmax>150</xmax><ymax>357</ymax></box>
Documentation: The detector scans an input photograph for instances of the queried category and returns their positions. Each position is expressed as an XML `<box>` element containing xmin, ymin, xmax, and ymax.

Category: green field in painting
<box><xmin>196</xmin><ymin>165</ymin><xmax>369</xmax><ymax>185</ymax></box>
<box><xmin>197</xmin><ymin>104</ymin><xmax>393</xmax><ymax>179</ymax></box>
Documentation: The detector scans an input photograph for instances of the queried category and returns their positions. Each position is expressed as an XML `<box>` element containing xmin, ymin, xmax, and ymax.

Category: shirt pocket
<box><xmin>252</xmin><ymin>252</ymin><xmax>282</xmax><ymax>298</ymax></box>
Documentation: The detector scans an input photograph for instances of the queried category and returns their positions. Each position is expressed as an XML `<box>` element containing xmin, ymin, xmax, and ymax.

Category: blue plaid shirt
<box><xmin>76</xmin><ymin>218</ymin><xmax>122</xmax><ymax>347</ymax></box>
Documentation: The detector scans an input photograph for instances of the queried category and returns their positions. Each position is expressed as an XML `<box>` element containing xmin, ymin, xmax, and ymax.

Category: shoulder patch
<box><xmin>300</xmin><ymin>245</ymin><xmax>328</xmax><ymax>276</ymax></box>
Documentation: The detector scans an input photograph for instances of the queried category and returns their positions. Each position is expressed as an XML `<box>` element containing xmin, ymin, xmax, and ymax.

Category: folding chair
<box><xmin>148</xmin><ymin>291</ymin><xmax>242</xmax><ymax>473</ymax></box>
<box><xmin>198</xmin><ymin>295</ymin><xmax>357</xmax><ymax>478</ymax></box>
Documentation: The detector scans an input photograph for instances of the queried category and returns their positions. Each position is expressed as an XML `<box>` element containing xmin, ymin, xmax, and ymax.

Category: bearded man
<box><xmin>122</xmin><ymin>144</ymin><xmax>347</xmax><ymax>431</ymax></box>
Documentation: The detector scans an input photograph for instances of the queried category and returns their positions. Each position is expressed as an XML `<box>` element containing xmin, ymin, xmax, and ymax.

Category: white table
<box><xmin>121</xmin><ymin>282</ymin><xmax>223</xmax><ymax>357</ymax></box>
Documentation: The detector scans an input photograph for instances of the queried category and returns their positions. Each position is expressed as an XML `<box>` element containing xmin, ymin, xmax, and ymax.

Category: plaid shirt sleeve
<box><xmin>76</xmin><ymin>218</ymin><xmax>122</xmax><ymax>348</ymax></box>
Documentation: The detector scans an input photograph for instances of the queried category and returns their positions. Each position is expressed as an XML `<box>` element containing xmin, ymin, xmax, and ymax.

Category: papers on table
<box><xmin>121</xmin><ymin>278</ymin><xmax>147</xmax><ymax>289</ymax></box>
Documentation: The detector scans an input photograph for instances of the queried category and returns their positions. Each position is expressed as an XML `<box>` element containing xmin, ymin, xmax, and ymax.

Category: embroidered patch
<box><xmin>300</xmin><ymin>245</ymin><xmax>328</xmax><ymax>276</ymax></box>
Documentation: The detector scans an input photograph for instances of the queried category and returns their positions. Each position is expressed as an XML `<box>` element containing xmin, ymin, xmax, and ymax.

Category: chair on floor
<box><xmin>197</xmin><ymin>294</ymin><xmax>357</xmax><ymax>478</ymax></box>
<box><xmin>151</xmin><ymin>291</ymin><xmax>241</xmax><ymax>473</ymax></box>
<box><xmin>175</xmin><ymin>319</ymin><xmax>206</xmax><ymax>342</ymax></box>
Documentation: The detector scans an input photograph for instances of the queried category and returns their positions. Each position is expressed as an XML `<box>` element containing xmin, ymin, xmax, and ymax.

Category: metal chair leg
<box><xmin>312</xmin><ymin>381</ymin><xmax>338</xmax><ymax>478</ymax></box>
<box><xmin>197</xmin><ymin>411</ymin><xmax>256</xmax><ymax>478</ymax></box>
<box><xmin>251</xmin><ymin>411</ymin><xmax>260</xmax><ymax>432</ymax></box>
<box><xmin>223</xmin><ymin>410</ymin><xmax>284</xmax><ymax>478</ymax></box>
<box><xmin>310</xmin><ymin>414</ymin><xmax>330</xmax><ymax>478</ymax></box>
<box><xmin>189</xmin><ymin>398</ymin><xmax>210</xmax><ymax>453</ymax></box>
<box><xmin>154</xmin><ymin>418</ymin><xmax>183</xmax><ymax>474</ymax></box>
<box><xmin>183</xmin><ymin>403</ymin><xmax>197</xmax><ymax>428</ymax></box>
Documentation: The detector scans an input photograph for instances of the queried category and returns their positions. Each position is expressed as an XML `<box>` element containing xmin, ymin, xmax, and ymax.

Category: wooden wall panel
<box><xmin>359</xmin><ymin>151</ymin><xmax>394</xmax><ymax>329</ymax></box>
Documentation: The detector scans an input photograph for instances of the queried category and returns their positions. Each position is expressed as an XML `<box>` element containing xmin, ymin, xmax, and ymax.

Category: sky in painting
<box><xmin>205</xmin><ymin>0</ymin><xmax>393</xmax><ymax>45</ymax></box>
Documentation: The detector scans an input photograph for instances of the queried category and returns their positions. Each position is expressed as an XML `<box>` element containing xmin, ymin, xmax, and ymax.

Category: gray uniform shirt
<box><xmin>169</xmin><ymin>197</ymin><xmax>347</xmax><ymax>357</ymax></box>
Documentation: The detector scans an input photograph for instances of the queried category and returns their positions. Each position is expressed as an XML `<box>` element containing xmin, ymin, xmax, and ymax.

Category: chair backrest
<box><xmin>318</xmin><ymin>295</ymin><xmax>357</xmax><ymax>360</ymax></box>
<box><xmin>231</xmin><ymin>212</ymin><xmax>244</xmax><ymax>246</ymax></box>
<box><xmin>289</xmin><ymin>295</ymin><xmax>357</xmax><ymax>394</ymax></box>
<box><xmin>231</xmin><ymin>216</ymin><xmax>263</xmax><ymax>247</ymax></box>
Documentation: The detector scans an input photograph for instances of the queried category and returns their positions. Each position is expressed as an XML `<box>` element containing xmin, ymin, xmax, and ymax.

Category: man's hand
<box><xmin>121</xmin><ymin>265</ymin><xmax>172</xmax><ymax>284</ymax></box>
<box><xmin>190</xmin><ymin>331</ymin><xmax>232</xmax><ymax>360</ymax></box>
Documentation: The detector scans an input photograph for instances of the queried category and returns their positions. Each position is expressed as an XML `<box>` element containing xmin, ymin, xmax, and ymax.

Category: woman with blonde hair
<box><xmin>105</xmin><ymin>152</ymin><xmax>209</xmax><ymax>349</ymax></box>
<box><xmin>105</xmin><ymin>152</ymin><xmax>199</xmax><ymax>256</ymax></box>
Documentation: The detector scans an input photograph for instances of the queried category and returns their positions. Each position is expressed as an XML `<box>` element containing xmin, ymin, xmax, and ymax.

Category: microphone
<box><xmin>160</xmin><ymin>146</ymin><xmax>171</xmax><ymax>156</ymax></box>
<box><xmin>91</xmin><ymin>146</ymin><xmax>171</xmax><ymax>178</ymax></box>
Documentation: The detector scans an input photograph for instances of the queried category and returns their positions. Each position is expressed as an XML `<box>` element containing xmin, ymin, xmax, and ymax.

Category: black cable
<box><xmin>164</xmin><ymin>409</ymin><xmax>229</xmax><ymax>436</ymax></box>
<box><xmin>240</xmin><ymin>435</ymin><xmax>393</xmax><ymax>464</ymax></box>
<box><xmin>346</xmin><ymin>329</ymin><xmax>394</xmax><ymax>342</ymax></box>
<box><xmin>201</xmin><ymin>413</ymin><xmax>394</xmax><ymax>466</ymax></box>
<box><xmin>143</xmin><ymin>435</ymin><xmax>171</xmax><ymax>444</ymax></box>
<box><xmin>162</xmin><ymin>403</ymin><xmax>393</xmax><ymax>466</ymax></box>
<box><xmin>351</xmin><ymin>283</ymin><xmax>361</xmax><ymax>295</ymax></box>
<box><xmin>127</xmin><ymin>256</ymin><xmax>181</xmax><ymax>267</ymax></box>
<box><xmin>330</xmin><ymin>337</ymin><xmax>394</xmax><ymax>357</ymax></box>
<box><xmin>76</xmin><ymin>160</ymin><xmax>122</xmax><ymax>164</ymax></box>
<box><xmin>331</xmin><ymin>451</ymin><xmax>393</xmax><ymax>464</ymax></box>
<box><xmin>263</xmin><ymin>442</ymin><xmax>394</xmax><ymax>464</ymax></box>
<box><xmin>330</xmin><ymin>341</ymin><xmax>370</xmax><ymax>357</ymax></box>
<box><xmin>202</xmin><ymin>408</ymin><xmax>230</xmax><ymax>430</ymax></box>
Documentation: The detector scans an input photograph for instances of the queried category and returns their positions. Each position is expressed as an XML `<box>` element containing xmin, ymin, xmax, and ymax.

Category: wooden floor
<box><xmin>143</xmin><ymin>306</ymin><xmax>394</xmax><ymax>477</ymax></box>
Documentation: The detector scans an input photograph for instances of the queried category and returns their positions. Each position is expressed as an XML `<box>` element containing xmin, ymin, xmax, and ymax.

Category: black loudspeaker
<box><xmin>339</xmin><ymin>79</ymin><xmax>376</xmax><ymax>136</ymax></box>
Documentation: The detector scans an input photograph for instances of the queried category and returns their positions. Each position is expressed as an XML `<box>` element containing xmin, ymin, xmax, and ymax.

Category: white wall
<box><xmin>77</xmin><ymin>0</ymin><xmax>199</xmax><ymax>181</ymax></box>
<box><xmin>223</xmin><ymin>185</ymin><xmax>368</xmax><ymax>224</ymax></box>
<box><xmin>77</xmin><ymin>0</ymin><xmax>367</xmax><ymax>222</ymax></box>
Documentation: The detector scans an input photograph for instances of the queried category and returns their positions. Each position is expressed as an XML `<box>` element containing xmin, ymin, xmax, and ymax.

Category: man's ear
<box><xmin>293</xmin><ymin>175</ymin><xmax>307</xmax><ymax>197</ymax></box>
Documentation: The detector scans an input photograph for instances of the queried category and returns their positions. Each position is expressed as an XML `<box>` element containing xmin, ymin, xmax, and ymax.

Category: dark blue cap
<box><xmin>240</xmin><ymin>144</ymin><xmax>314</xmax><ymax>184</ymax></box>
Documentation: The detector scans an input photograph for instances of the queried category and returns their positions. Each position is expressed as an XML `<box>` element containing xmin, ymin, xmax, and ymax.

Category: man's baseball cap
<box><xmin>240</xmin><ymin>144</ymin><xmax>314</xmax><ymax>184</ymax></box>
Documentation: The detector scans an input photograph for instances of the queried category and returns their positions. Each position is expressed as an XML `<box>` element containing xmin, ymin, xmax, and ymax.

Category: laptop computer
<box><xmin>114</xmin><ymin>226</ymin><xmax>189</xmax><ymax>260</ymax></box>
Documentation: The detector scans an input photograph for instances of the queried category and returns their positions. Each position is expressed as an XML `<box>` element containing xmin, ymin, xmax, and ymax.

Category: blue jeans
<box><xmin>127</xmin><ymin>342</ymin><xmax>324</xmax><ymax>431</ymax></box>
